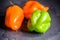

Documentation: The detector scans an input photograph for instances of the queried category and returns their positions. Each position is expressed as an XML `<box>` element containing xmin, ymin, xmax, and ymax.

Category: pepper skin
<box><xmin>5</xmin><ymin>5</ymin><xmax>24</xmax><ymax>30</ymax></box>
<box><xmin>23</xmin><ymin>1</ymin><xmax>49</xmax><ymax>19</ymax></box>
<box><xmin>27</xmin><ymin>10</ymin><xmax>51</xmax><ymax>33</ymax></box>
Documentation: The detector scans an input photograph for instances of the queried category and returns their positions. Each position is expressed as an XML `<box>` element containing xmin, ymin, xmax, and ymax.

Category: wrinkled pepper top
<box><xmin>27</xmin><ymin>10</ymin><xmax>51</xmax><ymax>33</ymax></box>
<box><xmin>23</xmin><ymin>1</ymin><xmax>49</xmax><ymax>19</ymax></box>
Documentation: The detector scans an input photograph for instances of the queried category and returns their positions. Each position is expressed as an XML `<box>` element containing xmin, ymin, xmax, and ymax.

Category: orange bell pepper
<box><xmin>23</xmin><ymin>1</ymin><xmax>49</xmax><ymax>19</ymax></box>
<box><xmin>5</xmin><ymin>5</ymin><xmax>24</xmax><ymax>30</ymax></box>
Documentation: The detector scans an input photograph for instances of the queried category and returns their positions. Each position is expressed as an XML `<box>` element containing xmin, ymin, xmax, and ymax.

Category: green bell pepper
<box><xmin>27</xmin><ymin>10</ymin><xmax>51</xmax><ymax>33</ymax></box>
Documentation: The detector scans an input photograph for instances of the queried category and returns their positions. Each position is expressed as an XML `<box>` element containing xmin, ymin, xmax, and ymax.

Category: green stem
<box><xmin>9</xmin><ymin>1</ymin><xmax>14</xmax><ymax>5</ymax></box>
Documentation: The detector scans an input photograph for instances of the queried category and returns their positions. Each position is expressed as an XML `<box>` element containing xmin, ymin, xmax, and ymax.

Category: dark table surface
<box><xmin>0</xmin><ymin>0</ymin><xmax>60</xmax><ymax>40</ymax></box>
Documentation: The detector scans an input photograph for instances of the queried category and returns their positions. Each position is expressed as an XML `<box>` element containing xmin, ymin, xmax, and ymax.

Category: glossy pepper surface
<box><xmin>23</xmin><ymin>1</ymin><xmax>49</xmax><ymax>19</ymax></box>
<box><xmin>27</xmin><ymin>10</ymin><xmax>51</xmax><ymax>33</ymax></box>
<box><xmin>5</xmin><ymin>5</ymin><xmax>24</xmax><ymax>30</ymax></box>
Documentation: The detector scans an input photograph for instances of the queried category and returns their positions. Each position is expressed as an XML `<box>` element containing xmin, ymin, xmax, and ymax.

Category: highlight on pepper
<box><xmin>5</xmin><ymin>5</ymin><xmax>24</xmax><ymax>30</ymax></box>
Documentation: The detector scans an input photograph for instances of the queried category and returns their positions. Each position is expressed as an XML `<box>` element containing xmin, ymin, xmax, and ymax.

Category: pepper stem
<box><xmin>9</xmin><ymin>1</ymin><xmax>14</xmax><ymax>5</ymax></box>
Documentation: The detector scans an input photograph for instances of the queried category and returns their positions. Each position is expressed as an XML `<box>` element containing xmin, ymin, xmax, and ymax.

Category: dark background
<box><xmin>0</xmin><ymin>0</ymin><xmax>60</xmax><ymax>40</ymax></box>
